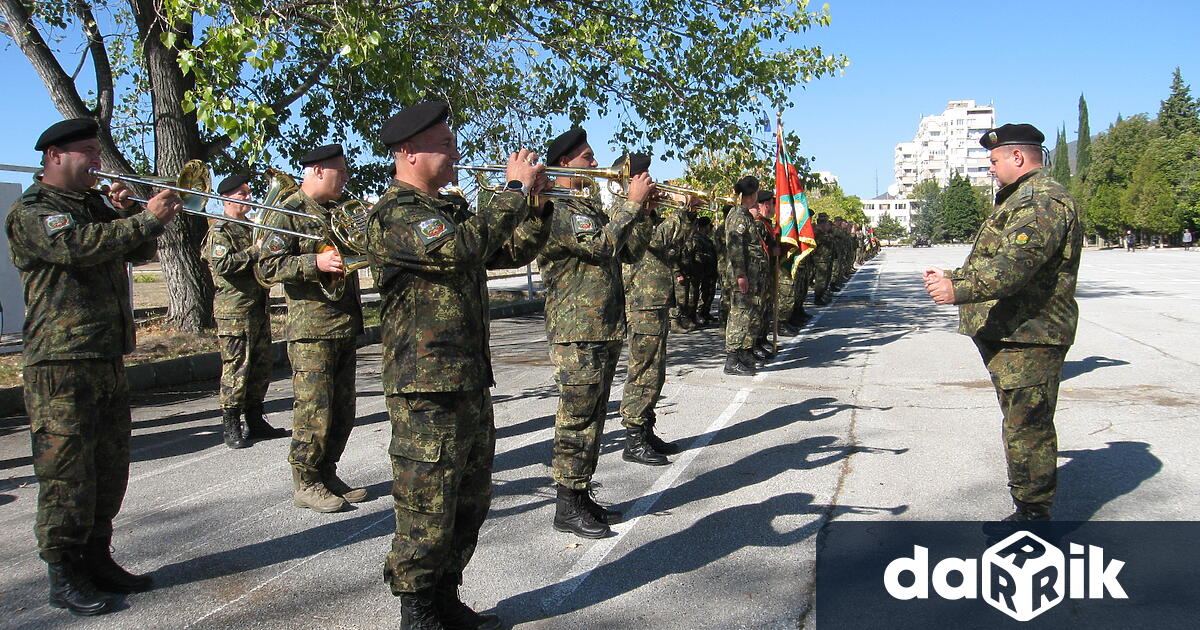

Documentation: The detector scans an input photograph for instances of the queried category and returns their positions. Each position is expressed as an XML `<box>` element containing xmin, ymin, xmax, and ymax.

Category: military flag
<box><xmin>774</xmin><ymin>118</ymin><xmax>816</xmax><ymax>276</ymax></box>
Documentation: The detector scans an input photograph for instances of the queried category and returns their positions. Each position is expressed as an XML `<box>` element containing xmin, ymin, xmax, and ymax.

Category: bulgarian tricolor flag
<box><xmin>774</xmin><ymin>117</ymin><xmax>816</xmax><ymax>276</ymax></box>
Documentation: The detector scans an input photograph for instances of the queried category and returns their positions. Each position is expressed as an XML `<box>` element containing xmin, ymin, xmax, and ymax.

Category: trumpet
<box><xmin>651</xmin><ymin>182</ymin><xmax>711</xmax><ymax>212</ymax></box>
<box><xmin>454</xmin><ymin>160</ymin><xmax>633</xmax><ymax>201</ymax></box>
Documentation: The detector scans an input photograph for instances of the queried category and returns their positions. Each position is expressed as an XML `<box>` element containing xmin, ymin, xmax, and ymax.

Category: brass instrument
<box><xmin>652</xmin><ymin>182</ymin><xmax>710</xmax><ymax>212</ymax></box>
<box><xmin>453</xmin><ymin>161</ymin><xmax>633</xmax><ymax>202</ymax></box>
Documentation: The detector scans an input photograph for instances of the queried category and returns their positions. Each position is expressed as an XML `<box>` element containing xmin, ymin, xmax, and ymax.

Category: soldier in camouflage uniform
<box><xmin>748</xmin><ymin>193</ymin><xmax>777</xmax><ymax>363</ymax></box>
<box><xmin>367</xmin><ymin>102</ymin><xmax>550</xmax><ymax>630</ymax></box>
<box><xmin>7</xmin><ymin>119</ymin><xmax>181</xmax><ymax>615</ymax></box>
<box><xmin>202</xmin><ymin>174</ymin><xmax>287</xmax><ymax>450</ymax></box>
<box><xmin>925</xmin><ymin>123</ymin><xmax>1083</xmax><ymax>522</ymax></box>
<box><xmin>617</xmin><ymin>154</ymin><xmax>689</xmax><ymax>466</ymax></box>
<box><xmin>539</xmin><ymin>128</ymin><xmax>653</xmax><ymax>539</ymax></box>
<box><xmin>723</xmin><ymin>176</ymin><xmax>762</xmax><ymax>375</ymax></box>
<box><xmin>811</xmin><ymin>214</ymin><xmax>835</xmax><ymax>305</ymax></box>
<box><xmin>669</xmin><ymin>206</ymin><xmax>699</xmax><ymax>332</ymax></box>
<box><xmin>256</xmin><ymin>144</ymin><xmax>365</xmax><ymax>514</ymax></box>
<box><xmin>691</xmin><ymin>216</ymin><xmax>719</xmax><ymax>326</ymax></box>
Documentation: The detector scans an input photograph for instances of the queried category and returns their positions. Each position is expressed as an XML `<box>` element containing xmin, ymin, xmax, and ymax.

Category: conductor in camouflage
<box><xmin>925</xmin><ymin>123</ymin><xmax>1083</xmax><ymax>522</ymax></box>
<box><xmin>7</xmin><ymin>118</ymin><xmax>181</xmax><ymax>615</ymax></box>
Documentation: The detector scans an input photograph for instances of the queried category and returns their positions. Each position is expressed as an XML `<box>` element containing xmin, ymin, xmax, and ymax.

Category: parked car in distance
<box><xmin>912</xmin><ymin>235</ymin><xmax>931</xmax><ymax>248</ymax></box>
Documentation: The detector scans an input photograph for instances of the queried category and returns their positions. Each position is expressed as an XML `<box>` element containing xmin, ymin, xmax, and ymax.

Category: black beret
<box><xmin>299</xmin><ymin>143</ymin><xmax>344</xmax><ymax>166</ymax></box>
<box><xmin>612</xmin><ymin>152</ymin><xmax>651</xmax><ymax>177</ymax></box>
<box><xmin>697</xmin><ymin>216</ymin><xmax>712</xmax><ymax>228</ymax></box>
<box><xmin>379</xmin><ymin>101</ymin><xmax>450</xmax><ymax>148</ymax></box>
<box><xmin>734</xmin><ymin>175</ymin><xmax>759</xmax><ymax>196</ymax></box>
<box><xmin>979</xmin><ymin>123</ymin><xmax>1045</xmax><ymax>150</ymax></box>
<box><xmin>756</xmin><ymin>189</ymin><xmax>775</xmax><ymax>203</ymax></box>
<box><xmin>547</xmin><ymin>127</ymin><xmax>587</xmax><ymax>167</ymax></box>
<box><xmin>816</xmin><ymin>212</ymin><xmax>829</xmax><ymax>221</ymax></box>
<box><xmin>217</xmin><ymin>173</ymin><xmax>252</xmax><ymax>196</ymax></box>
<box><xmin>35</xmin><ymin>118</ymin><xmax>99</xmax><ymax>151</ymax></box>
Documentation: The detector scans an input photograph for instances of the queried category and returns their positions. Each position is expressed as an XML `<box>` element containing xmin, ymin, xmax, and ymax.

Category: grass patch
<box><xmin>133</xmin><ymin>274</ymin><xmax>159</xmax><ymax>283</ymax></box>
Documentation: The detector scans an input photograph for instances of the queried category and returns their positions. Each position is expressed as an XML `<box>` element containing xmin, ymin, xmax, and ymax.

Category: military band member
<box><xmin>539</xmin><ymin>127</ymin><xmax>654</xmax><ymax>539</ymax></box>
<box><xmin>616</xmin><ymin>154</ymin><xmax>687</xmax><ymax>466</ymax></box>
<box><xmin>8</xmin><ymin>119</ymin><xmax>181</xmax><ymax>615</ymax></box>
<box><xmin>256</xmin><ymin>144</ymin><xmax>365</xmax><ymax>514</ymax></box>
<box><xmin>367</xmin><ymin>101</ymin><xmax>550</xmax><ymax>630</ymax></box>
<box><xmin>202</xmin><ymin>174</ymin><xmax>287</xmax><ymax>450</ymax></box>
<box><xmin>924</xmin><ymin>123</ymin><xmax>1083</xmax><ymax>522</ymax></box>
<box><xmin>723</xmin><ymin>176</ymin><xmax>761</xmax><ymax>375</ymax></box>
<box><xmin>691</xmin><ymin>216</ymin><xmax>719</xmax><ymax>326</ymax></box>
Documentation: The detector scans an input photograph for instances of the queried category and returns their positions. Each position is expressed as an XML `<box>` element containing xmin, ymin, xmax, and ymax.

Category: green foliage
<box><xmin>909</xmin><ymin>179</ymin><xmax>942</xmax><ymax>241</ymax></box>
<box><xmin>679</xmin><ymin>130</ymin><xmax>817</xmax><ymax>199</ymax></box>
<box><xmin>1052</xmin><ymin>126</ymin><xmax>1071</xmax><ymax>186</ymax></box>
<box><xmin>1158</xmin><ymin>67</ymin><xmax>1200</xmax><ymax>139</ymax></box>
<box><xmin>1076</xmin><ymin>94</ymin><xmax>1091</xmax><ymax>182</ymax></box>
<box><xmin>133</xmin><ymin>273</ymin><xmax>159</xmax><ymax>283</ymax></box>
<box><xmin>809</xmin><ymin>184</ymin><xmax>866</xmax><ymax>225</ymax></box>
<box><xmin>873</xmin><ymin>212</ymin><xmax>906</xmax><ymax>241</ymax></box>
<box><xmin>939</xmin><ymin>173</ymin><xmax>988</xmax><ymax>242</ymax></box>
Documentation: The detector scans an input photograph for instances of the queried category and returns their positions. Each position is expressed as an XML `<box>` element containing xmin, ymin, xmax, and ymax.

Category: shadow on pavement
<box><xmin>1061</xmin><ymin>355</ymin><xmax>1130</xmax><ymax>381</ymax></box>
<box><xmin>493</xmin><ymin>492</ymin><xmax>907</xmax><ymax>625</ymax></box>
<box><xmin>1054</xmin><ymin>441</ymin><xmax>1162</xmax><ymax>521</ymax></box>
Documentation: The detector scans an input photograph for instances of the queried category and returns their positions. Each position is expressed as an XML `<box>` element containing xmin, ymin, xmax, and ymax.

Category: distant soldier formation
<box><xmin>10</xmin><ymin>113</ymin><xmax>1065</xmax><ymax>630</ymax></box>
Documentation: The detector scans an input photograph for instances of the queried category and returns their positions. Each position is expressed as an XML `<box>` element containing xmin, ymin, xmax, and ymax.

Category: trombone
<box><xmin>89</xmin><ymin>161</ymin><xmax>321</xmax><ymax>241</ymax></box>
<box><xmin>453</xmin><ymin>161</ymin><xmax>632</xmax><ymax>201</ymax></box>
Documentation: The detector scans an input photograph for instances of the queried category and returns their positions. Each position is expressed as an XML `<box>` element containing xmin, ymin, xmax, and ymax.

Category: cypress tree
<box><xmin>1158</xmin><ymin>67</ymin><xmax>1200</xmax><ymax>139</ymax></box>
<box><xmin>1052</xmin><ymin>125</ymin><xmax>1071</xmax><ymax>185</ymax></box>
<box><xmin>1076</xmin><ymin>94</ymin><xmax>1092</xmax><ymax>180</ymax></box>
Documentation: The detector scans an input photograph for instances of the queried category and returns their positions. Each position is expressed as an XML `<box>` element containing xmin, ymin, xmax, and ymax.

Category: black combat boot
<box><xmin>553</xmin><ymin>484</ymin><xmax>609</xmax><ymax>539</ymax></box>
<box><xmin>400</xmin><ymin>590</ymin><xmax>446</xmax><ymax>630</ymax></box>
<box><xmin>80</xmin><ymin>537</ymin><xmax>154</xmax><ymax>594</ymax></box>
<box><xmin>751</xmin><ymin>344</ymin><xmax>772</xmax><ymax>363</ymax></box>
<box><xmin>434</xmin><ymin>575</ymin><xmax>502</xmax><ymax>630</ymax></box>
<box><xmin>724</xmin><ymin>352</ymin><xmax>756</xmax><ymax>375</ymax></box>
<box><xmin>222</xmin><ymin>408</ymin><xmax>247</xmax><ymax>449</ymax></box>
<box><xmin>623</xmin><ymin>426</ymin><xmax>670</xmax><ymax>466</ymax></box>
<box><xmin>46</xmin><ymin>551</ymin><xmax>110</xmax><ymax>616</ymax></box>
<box><xmin>644</xmin><ymin>420</ymin><xmax>680</xmax><ymax>455</ymax></box>
<box><xmin>1002</xmin><ymin>500</ymin><xmax>1051</xmax><ymax>522</ymax></box>
<box><xmin>757</xmin><ymin>338</ymin><xmax>777</xmax><ymax>358</ymax></box>
<box><xmin>243</xmin><ymin>403</ymin><xmax>288</xmax><ymax>440</ymax></box>
<box><xmin>580</xmin><ymin>485</ymin><xmax>622</xmax><ymax>525</ymax></box>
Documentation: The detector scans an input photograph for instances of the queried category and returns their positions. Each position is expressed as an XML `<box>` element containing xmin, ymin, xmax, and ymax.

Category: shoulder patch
<box><xmin>211</xmin><ymin>243</ymin><xmax>229</xmax><ymax>258</ymax></box>
<box><xmin>413</xmin><ymin>216</ymin><xmax>455</xmax><ymax>246</ymax></box>
<box><xmin>265</xmin><ymin>234</ymin><xmax>289</xmax><ymax>254</ymax></box>
<box><xmin>1011</xmin><ymin>226</ymin><xmax>1038</xmax><ymax>247</ymax></box>
<box><xmin>572</xmin><ymin>214</ymin><xmax>599</xmax><ymax>235</ymax></box>
<box><xmin>737</xmin><ymin>224</ymin><xmax>746</xmax><ymax>234</ymax></box>
<box><xmin>43</xmin><ymin>213</ymin><xmax>75</xmax><ymax>237</ymax></box>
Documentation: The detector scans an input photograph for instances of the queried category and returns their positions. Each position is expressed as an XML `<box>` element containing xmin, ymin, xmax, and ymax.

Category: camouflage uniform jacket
<box><xmin>691</xmin><ymin>232</ymin><xmax>718</xmax><ymax>279</ymax></box>
<box><xmin>255</xmin><ymin>189</ymin><xmax>363</xmax><ymax>340</ymax></box>
<box><xmin>622</xmin><ymin>210</ymin><xmax>689</xmax><ymax>311</ymax></box>
<box><xmin>5</xmin><ymin>181</ymin><xmax>162</xmax><ymax>365</ymax></box>
<box><xmin>951</xmin><ymin>168</ymin><xmax>1083</xmax><ymax>345</ymax></box>
<box><xmin>723</xmin><ymin>206</ymin><xmax>756</xmax><ymax>284</ymax></box>
<box><xmin>813</xmin><ymin>222</ymin><xmax>834</xmax><ymax>261</ymax></box>
<box><xmin>203</xmin><ymin>220</ymin><xmax>267</xmax><ymax>320</ymax></box>
<box><xmin>366</xmin><ymin>182</ymin><xmax>546</xmax><ymax>394</ymax></box>
<box><xmin>538</xmin><ymin>195</ymin><xmax>642</xmax><ymax>343</ymax></box>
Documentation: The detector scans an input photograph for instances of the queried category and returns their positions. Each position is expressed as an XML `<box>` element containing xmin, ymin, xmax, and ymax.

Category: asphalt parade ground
<box><xmin>1</xmin><ymin>245</ymin><xmax>1197</xmax><ymax>629</ymax></box>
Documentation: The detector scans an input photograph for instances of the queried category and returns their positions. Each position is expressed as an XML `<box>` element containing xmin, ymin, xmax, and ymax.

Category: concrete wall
<box><xmin>0</xmin><ymin>182</ymin><xmax>25</xmax><ymax>335</ymax></box>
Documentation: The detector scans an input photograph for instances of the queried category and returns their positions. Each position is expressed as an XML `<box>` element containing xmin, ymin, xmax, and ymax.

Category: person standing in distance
<box><xmin>924</xmin><ymin>123</ymin><xmax>1083</xmax><ymax>522</ymax></box>
<box><xmin>7</xmin><ymin>118</ymin><xmax>181</xmax><ymax>616</ymax></box>
<box><xmin>722</xmin><ymin>176</ymin><xmax>762</xmax><ymax>375</ymax></box>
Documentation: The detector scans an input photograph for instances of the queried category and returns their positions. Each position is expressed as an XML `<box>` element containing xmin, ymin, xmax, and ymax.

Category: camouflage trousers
<box><xmin>620</xmin><ymin>309</ymin><xmax>669</xmax><ymax>428</ymax></box>
<box><xmin>287</xmin><ymin>338</ymin><xmax>357</xmax><ymax>483</ymax></box>
<box><xmin>25</xmin><ymin>359</ymin><xmax>130</xmax><ymax>563</ymax></box>
<box><xmin>384</xmin><ymin>389</ymin><xmax>494</xmax><ymax>594</ymax></box>
<box><xmin>697</xmin><ymin>276</ymin><xmax>716</xmax><ymax>320</ymax></box>
<box><xmin>550</xmin><ymin>340</ymin><xmax>623</xmax><ymax>490</ymax></box>
<box><xmin>812</xmin><ymin>253</ymin><xmax>834</xmax><ymax>300</ymax></box>
<box><xmin>217</xmin><ymin>316</ymin><xmax>272</xmax><ymax>410</ymax></box>
<box><xmin>776</xmin><ymin>272</ymin><xmax>797</xmax><ymax>325</ymax></box>
<box><xmin>974</xmin><ymin>339</ymin><xmax>1068</xmax><ymax>508</ymax></box>
<box><xmin>725</xmin><ymin>289</ymin><xmax>759</xmax><ymax>352</ymax></box>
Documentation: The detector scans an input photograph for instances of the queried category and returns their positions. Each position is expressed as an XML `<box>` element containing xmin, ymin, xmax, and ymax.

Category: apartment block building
<box><xmin>893</xmin><ymin>100</ymin><xmax>995</xmax><ymax>198</ymax></box>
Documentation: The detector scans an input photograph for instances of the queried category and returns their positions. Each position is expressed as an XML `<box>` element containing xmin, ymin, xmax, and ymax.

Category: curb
<box><xmin>0</xmin><ymin>299</ymin><xmax>544</xmax><ymax>424</ymax></box>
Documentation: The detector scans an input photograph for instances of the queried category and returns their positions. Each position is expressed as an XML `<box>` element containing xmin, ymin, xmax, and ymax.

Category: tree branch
<box><xmin>269</xmin><ymin>52</ymin><xmax>334</xmax><ymax>111</ymax></box>
<box><xmin>1</xmin><ymin>0</ymin><xmax>92</xmax><ymax>118</ymax></box>
<box><xmin>73</xmin><ymin>0</ymin><xmax>116</xmax><ymax>125</ymax></box>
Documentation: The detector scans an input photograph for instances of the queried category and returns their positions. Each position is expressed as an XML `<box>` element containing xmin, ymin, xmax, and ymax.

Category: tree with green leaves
<box><xmin>1158</xmin><ymin>67</ymin><xmax>1200</xmax><ymax>139</ymax></box>
<box><xmin>1</xmin><ymin>0</ymin><xmax>848</xmax><ymax>331</ymax></box>
<box><xmin>809</xmin><ymin>184</ymin><xmax>866</xmax><ymax>225</ymax></box>
<box><xmin>938</xmin><ymin>173</ymin><xmax>988</xmax><ymax>242</ymax></box>
<box><xmin>909</xmin><ymin>179</ymin><xmax>942</xmax><ymax>242</ymax></box>
<box><xmin>1076</xmin><ymin>94</ymin><xmax>1092</xmax><ymax>180</ymax></box>
<box><xmin>873</xmin><ymin>212</ymin><xmax>905</xmax><ymax>241</ymax></box>
<box><xmin>1052</xmin><ymin>125</ymin><xmax>1071</xmax><ymax>186</ymax></box>
<box><xmin>1079</xmin><ymin>114</ymin><xmax>1155</xmax><ymax>239</ymax></box>
<box><xmin>679</xmin><ymin>130</ymin><xmax>819</xmax><ymax>206</ymax></box>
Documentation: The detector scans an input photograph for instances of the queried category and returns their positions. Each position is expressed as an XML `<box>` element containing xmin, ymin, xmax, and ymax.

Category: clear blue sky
<box><xmin>2</xmin><ymin>1</ymin><xmax>1198</xmax><ymax>198</ymax></box>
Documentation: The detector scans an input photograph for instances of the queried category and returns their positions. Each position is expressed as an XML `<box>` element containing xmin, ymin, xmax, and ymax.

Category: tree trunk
<box><xmin>134</xmin><ymin>0</ymin><xmax>214</xmax><ymax>332</ymax></box>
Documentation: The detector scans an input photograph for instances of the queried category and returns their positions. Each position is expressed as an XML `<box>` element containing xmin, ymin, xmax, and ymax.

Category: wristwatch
<box><xmin>505</xmin><ymin>179</ymin><xmax>529</xmax><ymax>197</ymax></box>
